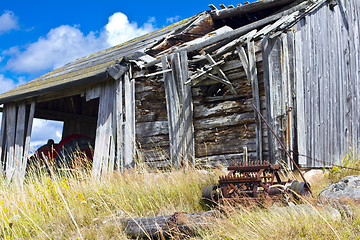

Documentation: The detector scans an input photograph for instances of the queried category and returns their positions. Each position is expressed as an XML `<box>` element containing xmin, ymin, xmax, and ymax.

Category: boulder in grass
<box><xmin>303</xmin><ymin>169</ymin><xmax>329</xmax><ymax>186</ymax></box>
<box><xmin>318</xmin><ymin>175</ymin><xmax>360</xmax><ymax>204</ymax></box>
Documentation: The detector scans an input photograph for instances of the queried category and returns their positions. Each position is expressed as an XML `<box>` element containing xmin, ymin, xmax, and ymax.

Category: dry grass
<box><xmin>0</xmin><ymin>154</ymin><xmax>359</xmax><ymax>239</ymax></box>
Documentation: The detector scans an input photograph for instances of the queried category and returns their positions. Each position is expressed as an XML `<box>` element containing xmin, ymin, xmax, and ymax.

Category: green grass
<box><xmin>0</xmin><ymin>154</ymin><xmax>359</xmax><ymax>239</ymax></box>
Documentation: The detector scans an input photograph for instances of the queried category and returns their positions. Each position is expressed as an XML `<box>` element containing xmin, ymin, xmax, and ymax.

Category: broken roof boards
<box><xmin>0</xmin><ymin>0</ymin><xmax>359</xmax><ymax>183</ymax></box>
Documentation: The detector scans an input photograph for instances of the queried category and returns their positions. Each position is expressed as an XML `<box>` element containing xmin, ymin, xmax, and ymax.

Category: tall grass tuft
<box><xmin>0</xmin><ymin>152</ymin><xmax>359</xmax><ymax>239</ymax></box>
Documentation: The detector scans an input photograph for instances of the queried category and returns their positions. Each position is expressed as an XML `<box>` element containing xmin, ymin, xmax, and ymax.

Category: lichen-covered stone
<box><xmin>318</xmin><ymin>175</ymin><xmax>360</xmax><ymax>204</ymax></box>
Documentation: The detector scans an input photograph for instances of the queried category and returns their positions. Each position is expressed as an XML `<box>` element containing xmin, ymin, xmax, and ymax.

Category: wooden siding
<box><xmin>192</xmin><ymin>44</ymin><xmax>268</xmax><ymax>166</ymax></box>
<box><xmin>294</xmin><ymin>0</ymin><xmax>360</xmax><ymax>167</ymax></box>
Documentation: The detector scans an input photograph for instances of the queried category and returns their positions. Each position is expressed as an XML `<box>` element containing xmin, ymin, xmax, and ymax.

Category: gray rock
<box><xmin>318</xmin><ymin>175</ymin><xmax>360</xmax><ymax>204</ymax></box>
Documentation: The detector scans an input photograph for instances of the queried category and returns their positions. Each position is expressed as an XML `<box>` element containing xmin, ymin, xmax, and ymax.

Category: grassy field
<box><xmin>0</xmin><ymin>154</ymin><xmax>359</xmax><ymax>239</ymax></box>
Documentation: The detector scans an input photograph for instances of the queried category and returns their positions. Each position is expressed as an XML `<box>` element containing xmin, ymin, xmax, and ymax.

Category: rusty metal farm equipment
<box><xmin>202</xmin><ymin>160</ymin><xmax>311</xmax><ymax>205</ymax></box>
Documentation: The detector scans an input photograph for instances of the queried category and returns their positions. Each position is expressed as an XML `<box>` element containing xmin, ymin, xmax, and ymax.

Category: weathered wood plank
<box><xmin>13</xmin><ymin>104</ymin><xmax>26</xmax><ymax>186</ymax></box>
<box><xmin>20</xmin><ymin>102</ymin><xmax>35</xmax><ymax>183</ymax></box>
<box><xmin>92</xmin><ymin>82</ymin><xmax>114</xmax><ymax>179</ymax></box>
<box><xmin>136</xmin><ymin>121</ymin><xmax>169</xmax><ymax>137</ymax></box>
<box><xmin>123</xmin><ymin>72</ymin><xmax>136</xmax><ymax>168</ymax></box>
<box><xmin>248</xmin><ymin>40</ymin><xmax>262</xmax><ymax>161</ymax></box>
<box><xmin>86</xmin><ymin>84</ymin><xmax>101</xmax><ymax>101</ymax></box>
<box><xmin>0</xmin><ymin>109</ymin><xmax>6</xmax><ymax>175</ymax></box>
<box><xmin>294</xmin><ymin>31</ymin><xmax>306</xmax><ymax>166</ymax></box>
<box><xmin>5</xmin><ymin>104</ymin><xmax>17</xmax><ymax>183</ymax></box>
<box><xmin>237</xmin><ymin>45</ymin><xmax>251</xmax><ymax>82</ymax></box>
<box><xmin>179</xmin><ymin>51</ymin><xmax>195</xmax><ymax>165</ymax></box>
<box><xmin>162</xmin><ymin>55</ymin><xmax>180</xmax><ymax>167</ymax></box>
<box><xmin>115</xmin><ymin>78</ymin><xmax>123</xmax><ymax>171</ymax></box>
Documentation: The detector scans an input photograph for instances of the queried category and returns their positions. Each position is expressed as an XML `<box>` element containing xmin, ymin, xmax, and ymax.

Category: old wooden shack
<box><xmin>0</xmin><ymin>0</ymin><xmax>359</xmax><ymax>184</ymax></box>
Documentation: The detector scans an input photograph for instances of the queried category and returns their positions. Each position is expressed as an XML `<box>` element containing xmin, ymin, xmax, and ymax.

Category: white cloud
<box><xmin>0</xmin><ymin>10</ymin><xmax>19</xmax><ymax>34</ymax></box>
<box><xmin>6</xmin><ymin>25</ymin><xmax>107</xmax><ymax>73</ymax></box>
<box><xmin>0</xmin><ymin>74</ymin><xmax>25</xmax><ymax>94</ymax></box>
<box><xmin>5</xmin><ymin>12</ymin><xmax>156</xmax><ymax>74</ymax></box>
<box><xmin>166</xmin><ymin>16</ymin><xmax>180</xmax><ymax>24</ymax></box>
<box><xmin>105</xmin><ymin>13</ymin><xmax>155</xmax><ymax>46</ymax></box>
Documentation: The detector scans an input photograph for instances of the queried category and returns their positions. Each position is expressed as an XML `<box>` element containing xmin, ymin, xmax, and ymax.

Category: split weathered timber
<box><xmin>123</xmin><ymin>71</ymin><xmax>136</xmax><ymax>168</ymax></box>
<box><xmin>121</xmin><ymin>211</ymin><xmax>215</xmax><ymax>239</ymax></box>
<box><xmin>20</xmin><ymin>102</ymin><xmax>35</xmax><ymax>184</ymax></box>
<box><xmin>115</xmin><ymin>78</ymin><xmax>124</xmax><ymax>171</ymax></box>
<box><xmin>5</xmin><ymin>104</ymin><xmax>17</xmax><ymax>184</ymax></box>
<box><xmin>13</xmin><ymin>104</ymin><xmax>26</xmax><ymax>186</ymax></box>
<box><xmin>162</xmin><ymin>51</ymin><xmax>195</xmax><ymax>167</ymax></box>
<box><xmin>248</xmin><ymin>40</ymin><xmax>262</xmax><ymax>161</ymax></box>
<box><xmin>92</xmin><ymin>82</ymin><xmax>114</xmax><ymax>179</ymax></box>
<box><xmin>0</xmin><ymin>107</ymin><xmax>6</xmax><ymax>175</ymax></box>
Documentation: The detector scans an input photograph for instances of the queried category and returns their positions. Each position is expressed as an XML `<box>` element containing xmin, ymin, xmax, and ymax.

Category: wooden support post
<box><xmin>92</xmin><ymin>82</ymin><xmax>114</xmax><ymax>180</ymax></box>
<box><xmin>13</xmin><ymin>104</ymin><xmax>26</xmax><ymax>186</ymax></box>
<box><xmin>5</xmin><ymin>104</ymin><xmax>17</xmax><ymax>184</ymax></box>
<box><xmin>0</xmin><ymin>110</ymin><xmax>6</xmax><ymax>175</ymax></box>
<box><xmin>262</xmin><ymin>36</ymin><xmax>286</xmax><ymax>164</ymax></box>
<box><xmin>162</xmin><ymin>51</ymin><xmax>195</xmax><ymax>168</ymax></box>
<box><xmin>115</xmin><ymin>78</ymin><xmax>124</xmax><ymax>171</ymax></box>
<box><xmin>179</xmin><ymin>51</ymin><xmax>195</xmax><ymax>166</ymax></box>
<box><xmin>247</xmin><ymin>40</ymin><xmax>262</xmax><ymax>161</ymax></box>
<box><xmin>294</xmin><ymin>31</ymin><xmax>306</xmax><ymax>166</ymax></box>
<box><xmin>20</xmin><ymin>102</ymin><xmax>35</xmax><ymax>183</ymax></box>
<box><xmin>123</xmin><ymin>71</ymin><xmax>136</xmax><ymax>168</ymax></box>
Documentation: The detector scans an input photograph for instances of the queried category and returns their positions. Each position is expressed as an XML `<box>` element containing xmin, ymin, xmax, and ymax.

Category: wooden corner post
<box><xmin>162</xmin><ymin>51</ymin><xmax>195</xmax><ymax>168</ymax></box>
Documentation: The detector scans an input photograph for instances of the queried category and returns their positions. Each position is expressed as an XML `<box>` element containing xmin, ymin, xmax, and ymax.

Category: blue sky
<box><xmin>0</xmin><ymin>0</ymin><xmax>253</xmax><ymax>150</ymax></box>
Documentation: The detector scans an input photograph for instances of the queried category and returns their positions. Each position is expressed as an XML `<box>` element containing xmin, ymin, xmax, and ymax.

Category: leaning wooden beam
<box><xmin>13</xmin><ymin>104</ymin><xmax>26</xmax><ymax>186</ymax></box>
<box><xmin>5</xmin><ymin>104</ymin><xmax>17</xmax><ymax>184</ymax></box>
<box><xmin>237</xmin><ymin>45</ymin><xmax>251</xmax><ymax>83</ymax></box>
<box><xmin>248</xmin><ymin>40</ymin><xmax>262</xmax><ymax>161</ymax></box>
<box><xmin>205</xmin><ymin>54</ymin><xmax>237</xmax><ymax>94</ymax></box>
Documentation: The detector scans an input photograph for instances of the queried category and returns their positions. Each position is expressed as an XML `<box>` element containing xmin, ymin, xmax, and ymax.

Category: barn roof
<box><xmin>0</xmin><ymin>0</ymin><xmax>322</xmax><ymax>104</ymax></box>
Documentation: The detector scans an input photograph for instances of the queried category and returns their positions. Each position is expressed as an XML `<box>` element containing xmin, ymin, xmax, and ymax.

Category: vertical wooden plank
<box><xmin>13</xmin><ymin>104</ymin><xmax>26</xmax><ymax>186</ymax></box>
<box><xmin>294</xmin><ymin>31</ymin><xmax>307</xmax><ymax>166</ymax></box>
<box><xmin>247</xmin><ymin>40</ymin><xmax>262</xmax><ymax>161</ymax></box>
<box><xmin>0</xmin><ymin>110</ymin><xmax>6</xmax><ymax>175</ymax></box>
<box><xmin>101</xmin><ymin>82</ymin><xmax>114</xmax><ymax>177</ymax></box>
<box><xmin>261</xmin><ymin>36</ymin><xmax>274</xmax><ymax>163</ymax></box>
<box><xmin>280</xmin><ymin>34</ymin><xmax>291</xmax><ymax>167</ymax></box>
<box><xmin>115</xmin><ymin>78</ymin><xmax>124</xmax><ymax>171</ymax></box>
<box><xmin>20</xmin><ymin>102</ymin><xmax>35</xmax><ymax>183</ymax></box>
<box><xmin>286</xmin><ymin>31</ymin><xmax>296</xmax><ymax>168</ymax></box>
<box><xmin>92</xmin><ymin>84</ymin><xmax>106</xmax><ymax>180</ymax></box>
<box><xmin>92</xmin><ymin>82</ymin><xmax>114</xmax><ymax>179</ymax></box>
<box><xmin>179</xmin><ymin>51</ymin><xmax>195</xmax><ymax>165</ymax></box>
<box><xmin>162</xmin><ymin>52</ymin><xmax>194</xmax><ymax>167</ymax></box>
<box><xmin>262</xmin><ymin>37</ymin><xmax>284</xmax><ymax>164</ymax></box>
<box><xmin>163</xmin><ymin>54</ymin><xmax>181</xmax><ymax>168</ymax></box>
<box><xmin>5</xmin><ymin>104</ymin><xmax>17</xmax><ymax>183</ymax></box>
<box><xmin>123</xmin><ymin>72</ymin><xmax>136</xmax><ymax>168</ymax></box>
